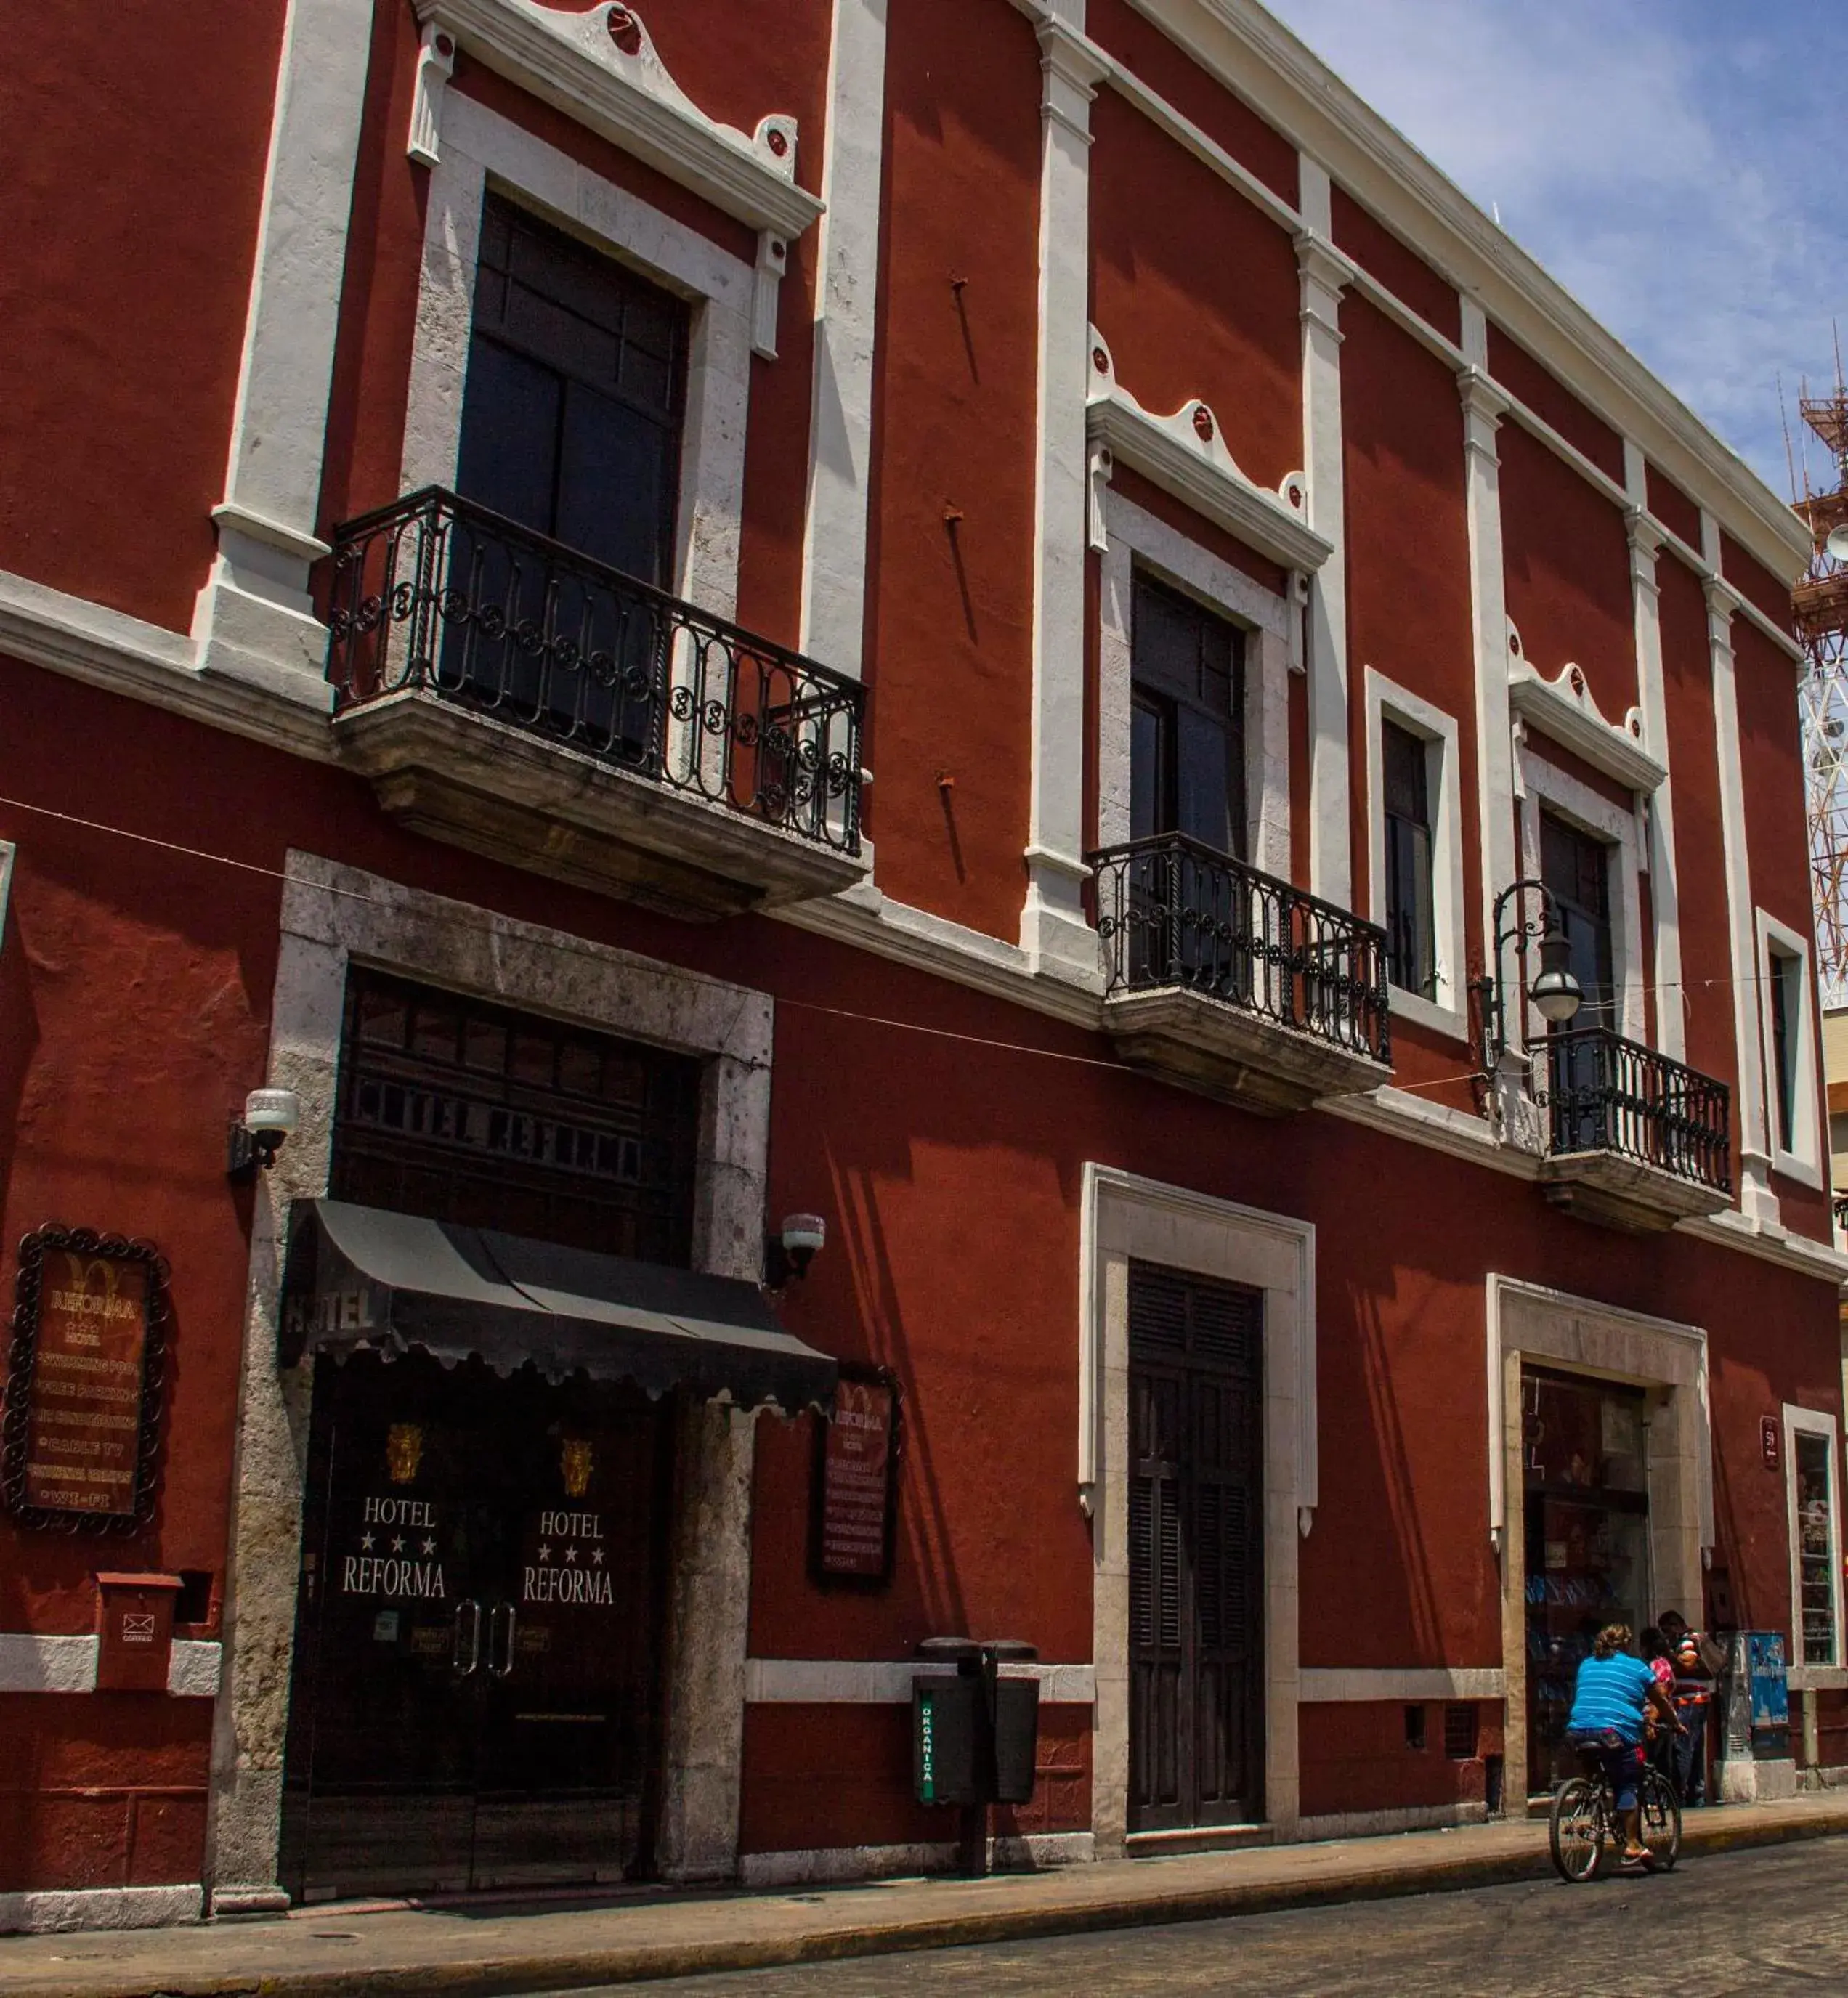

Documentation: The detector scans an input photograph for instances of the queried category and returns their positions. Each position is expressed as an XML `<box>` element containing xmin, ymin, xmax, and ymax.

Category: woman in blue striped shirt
<box><xmin>1565</xmin><ymin>1623</ymin><xmax>1683</xmax><ymax>1867</ymax></box>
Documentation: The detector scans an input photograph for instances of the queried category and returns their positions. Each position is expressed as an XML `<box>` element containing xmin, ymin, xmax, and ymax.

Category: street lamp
<box><xmin>1473</xmin><ymin>880</ymin><xmax>1584</xmax><ymax>1076</ymax></box>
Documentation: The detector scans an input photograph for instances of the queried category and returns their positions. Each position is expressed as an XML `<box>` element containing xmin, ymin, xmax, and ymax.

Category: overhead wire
<box><xmin>0</xmin><ymin>792</ymin><xmax>1814</xmax><ymax>1094</ymax></box>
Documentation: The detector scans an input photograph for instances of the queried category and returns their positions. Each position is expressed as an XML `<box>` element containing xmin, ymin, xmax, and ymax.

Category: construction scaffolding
<box><xmin>1795</xmin><ymin>376</ymin><xmax>1848</xmax><ymax>1010</ymax></box>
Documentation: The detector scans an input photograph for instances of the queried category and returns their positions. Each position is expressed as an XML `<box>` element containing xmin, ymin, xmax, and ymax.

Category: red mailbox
<box><xmin>95</xmin><ymin>1572</ymin><xmax>182</xmax><ymax>1692</ymax></box>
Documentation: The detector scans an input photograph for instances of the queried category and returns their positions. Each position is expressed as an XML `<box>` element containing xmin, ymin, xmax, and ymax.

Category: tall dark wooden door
<box><xmin>1127</xmin><ymin>1263</ymin><xmax>1265</xmax><ymax>1831</ymax></box>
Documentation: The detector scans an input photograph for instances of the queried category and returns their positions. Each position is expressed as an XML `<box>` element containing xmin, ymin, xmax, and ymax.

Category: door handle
<box><xmin>488</xmin><ymin>1599</ymin><xmax>516</xmax><ymax>1679</ymax></box>
<box><xmin>453</xmin><ymin>1598</ymin><xmax>482</xmax><ymax>1677</ymax></box>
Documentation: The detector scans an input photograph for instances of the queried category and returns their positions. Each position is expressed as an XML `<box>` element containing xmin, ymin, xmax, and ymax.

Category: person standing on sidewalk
<box><xmin>1659</xmin><ymin>1609</ymin><xmax>1725</xmax><ymax>1806</ymax></box>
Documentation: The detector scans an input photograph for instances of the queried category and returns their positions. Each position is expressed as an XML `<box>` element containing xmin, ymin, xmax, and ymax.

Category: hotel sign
<box><xmin>812</xmin><ymin>1365</ymin><xmax>900</xmax><ymax>1586</ymax></box>
<box><xmin>2</xmin><ymin>1227</ymin><xmax>166</xmax><ymax>1530</ymax></box>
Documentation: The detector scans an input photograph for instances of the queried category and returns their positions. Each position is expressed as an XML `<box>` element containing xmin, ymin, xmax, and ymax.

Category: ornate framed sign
<box><xmin>811</xmin><ymin>1363</ymin><xmax>900</xmax><ymax>1588</ymax></box>
<box><xmin>1</xmin><ymin>1227</ymin><xmax>168</xmax><ymax>1532</ymax></box>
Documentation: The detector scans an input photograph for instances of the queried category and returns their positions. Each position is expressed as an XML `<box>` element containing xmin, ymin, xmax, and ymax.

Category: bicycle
<box><xmin>1548</xmin><ymin>1750</ymin><xmax>1682</xmax><ymax>1883</ymax></box>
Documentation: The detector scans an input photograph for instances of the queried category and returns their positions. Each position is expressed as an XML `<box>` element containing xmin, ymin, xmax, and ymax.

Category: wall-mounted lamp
<box><xmin>1471</xmin><ymin>879</ymin><xmax>1584</xmax><ymax>1077</ymax></box>
<box><xmin>227</xmin><ymin>1087</ymin><xmax>300</xmax><ymax>1182</ymax></box>
<box><xmin>764</xmin><ymin>1212</ymin><xmax>827</xmax><ymax>1288</ymax></box>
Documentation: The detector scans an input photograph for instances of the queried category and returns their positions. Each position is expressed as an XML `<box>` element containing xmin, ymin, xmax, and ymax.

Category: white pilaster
<box><xmin>1020</xmin><ymin>4</ymin><xmax>1109</xmax><ymax>986</ymax></box>
<box><xmin>798</xmin><ymin>0</ymin><xmax>888</xmax><ymax>680</ymax></box>
<box><xmin>1624</xmin><ymin>441</ymin><xmax>1684</xmax><ymax>1062</ymax></box>
<box><xmin>1458</xmin><ymin>300</ymin><xmax>1515</xmax><ymax>957</ymax></box>
<box><xmin>191</xmin><ymin>0</ymin><xmax>375</xmax><ymax>702</ymax></box>
<box><xmin>1703</xmin><ymin>519</ymin><xmax>1777</xmax><ymax>1226</ymax></box>
<box><xmin>1295</xmin><ymin>158</ymin><xmax>1354</xmax><ymax>908</ymax></box>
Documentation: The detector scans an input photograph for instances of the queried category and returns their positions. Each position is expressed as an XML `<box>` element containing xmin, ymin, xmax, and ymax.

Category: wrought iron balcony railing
<box><xmin>325</xmin><ymin>487</ymin><xmax>864</xmax><ymax>857</ymax></box>
<box><xmin>1543</xmin><ymin>1027</ymin><xmax>1730</xmax><ymax>1193</ymax></box>
<box><xmin>1090</xmin><ymin>833</ymin><xmax>1391</xmax><ymax>1065</ymax></box>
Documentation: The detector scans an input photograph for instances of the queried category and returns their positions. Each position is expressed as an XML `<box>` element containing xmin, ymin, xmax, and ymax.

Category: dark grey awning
<box><xmin>284</xmin><ymin>1200</ymin><xmax>837</xmax><ymax>1413</ymax></box>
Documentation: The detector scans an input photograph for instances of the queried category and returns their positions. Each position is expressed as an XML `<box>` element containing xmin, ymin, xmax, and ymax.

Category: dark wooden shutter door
<box><xmin>1128</xmin><ymin>1264</ymin><xmax>1263</xmax><ymax>1831</ymax></box>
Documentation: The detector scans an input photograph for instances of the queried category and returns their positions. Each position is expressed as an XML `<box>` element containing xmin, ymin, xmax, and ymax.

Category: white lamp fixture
<box><xmin>228</xmin><ymin>1087</ymin><xmax>301</xmax><ymax>1180</ymax></box>
<box><xmin>765</xmin><ymin>1212</ymin><xmax>827</xmax><ymax>1287</ymax></box>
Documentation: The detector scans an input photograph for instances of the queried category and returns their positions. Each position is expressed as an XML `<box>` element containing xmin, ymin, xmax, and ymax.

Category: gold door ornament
<box><xmin>385</xmin><ymin>1424</ymin><xmax>423</xmax><ymax>1485</ymax></box>
<box><xmin>561</xmin><ymin>1437</ymin><xmax>593</xmax><ymax>1498</ymax></box>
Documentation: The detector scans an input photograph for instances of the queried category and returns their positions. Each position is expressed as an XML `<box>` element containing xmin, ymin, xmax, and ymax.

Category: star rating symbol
<box><xmin>564</xmin><ymin>1545</ymin><xmax>579</xmax><ymax>1564</ymax></box>
<box><xmin>538</xmin><ymin>1545</ymin><xmax>552</xmax><ymax>1563</ymax></box>
<box><xmin>591</xmin><ymin>1549</ymin><xmax>604</xmax><ymax>1567</ymax></box>
<box><xmin>421</xmin><ymin>1538</ymin><xmax>437</xmax><ymax>1556</ymax></box>
<box><xmin>391</xmin><ymin>1535</ymin><xmax>406</xmax><ymax>1554</ymax></box>
<box><xmin>360</xmin><ymin>1532</ymin><xmax>375</xmax><ymax>1551</ymax></box>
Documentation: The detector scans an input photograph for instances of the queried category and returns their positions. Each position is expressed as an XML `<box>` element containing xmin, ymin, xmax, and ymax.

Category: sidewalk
<box><xmin>6</xmin><ymin>1792</ymin><xmax>1848</xmax><ymax>1998</ymax></box>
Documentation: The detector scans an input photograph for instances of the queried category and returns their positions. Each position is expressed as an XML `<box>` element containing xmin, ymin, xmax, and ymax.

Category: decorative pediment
<box><xmin>1505</xmin><ymin>621</ymin><xmax>1665</xmax><ymax>794</ymax></box>
<box><xmin>1083</xmin><ymin>329</ymin><xmax>1332</xmax><ymax>576</ymax></box>
<box><xmin>411</xmin><ymin>0</ymin><xmax>822</xmax><ymax>242</ymax></box>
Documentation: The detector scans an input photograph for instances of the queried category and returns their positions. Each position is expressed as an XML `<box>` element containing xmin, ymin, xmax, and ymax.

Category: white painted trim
<box><xmin>1297</xmin><ymin>187</ymin><xmax>1353</xmax><ymax>910</ymax></box>
<box><xmin>0</xmin><ymin>566</ymin><xmax>333</xmax><ymax>756</ymax></box>
<box><xmin>192</xmin><ymin>0</ymin><xmax>374</xmax><ymax>697</ymax></box>
<box><xmin>1082</xmin><ymin>1163</ymin><xmax>1315</xmax><ymax>1848</ymax></box>
<box><xmin>1678</xmin><ymin>1206</ymin><xmax>1848</xmax><ymax>1282</ymax></box>
<box><xmin>1299</xmin><ymin>1668</ymin><xmax>1505</xmax><ymax>1702</ymax></box>
<box><xmin>415</xmin><ymin>0</ymin><xmax>822</xmax><ymax>240</ymax></box>
<box><xmin>1516</xmin><ymin>738</ymin><xmax>1646</xmax><ymax>1047</ymax></box>
<box><xmin>1784</xmin><ymin>1402</ymin><xmax>1845</xmax><ymax>1673</ymax></box>
<box><xmin>1363</xmin><ymin>667</ymin><xmax>1468</xmax><ymax>1044</ymax></box>
<box><xmin>0</xmin><ymin>1634</ymin><xmax>222</xmax><ymax>1697</ymax></box>
<box><xmin>0</xmin><ymin>1885</ymin><xmax>201</xmax><ymax>1937</ymax></box>
<box><xmin>1085</xmin><ymin>334</ymin><xmax>1329</xmax><ymax>575</ymax></box>
<box><xmin>403</xmin><ymin>90</ymin><xmax>754</xmax><ymax>622</ymax></box>
<box><xmin>1021</xmin><ymin>13</ymin><xmax>1111</xmax><ymax>987</ymax></box>
<box><xmin>1757</xmin><ymin>909</ymin><xmax>1825</xmax><ymax>1190</ymax></box>
<box><xmin>1624</xmin><ymin>476</ymin><xmax>1686</xmax><ymax>1064</ymax></box>
<box><xmin>0</xmin><ymin>840</ymin><xmax>12</xmax><ymax>948</ymax></box>
<box><xmin>1111</xmin><ymin>0</ymin><xmax>1808</xmax><ymax>585</ymax></box>
<box><xmin>743</xmin><ymin>1659</ymin><xmax>1096</xmax><ymax>1705</ymax></box>
<box><xmin>797</xmin><ymin>0</ymin><xmax>887</xmax><ymax>681</ymax></box>
<box><xmin>1506</xmin><ymin>656</ymin><xmax>1663</xmax><ymax>796</ymax></box>
<box><xmin>1096</xmin><ymin>490</ymin><xmax>1292</xmax><ymax>878</ymax></box>
<box><xmin>739</xmin><ymin>1832</ymin><xmax>1094</xmax><ymax>1888</ymax></box>
<box><xmin>1458</xmin><ymin>326</ymin><xmax>1517</xmax><ymax>976</ymax></box>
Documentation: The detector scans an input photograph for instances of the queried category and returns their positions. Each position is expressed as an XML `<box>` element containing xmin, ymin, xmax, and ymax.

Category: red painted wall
<box><xmin>1735</xmin><ymin>619</ymin><xmax>1831</xmax><ymax>1235</ymax></box>
<box><xmin>1339</xmin><ymin>292</ymin><xmax>1477</xmax><ymax>1105</ymax></box>
<box><xmin>1298</xmin><ymin>1702</ymin><xmax>1504</xmax><ymax>1820</ymax></box>
<box><xmin>0</xmin><ymin>1697</ymin><xmax>211</xmax><ymax>1894</ymax></box>
<box><xmin>1646</xmin><ymin>463</ymin><xmax>1702</xmax><ymax>553</ymax></box>
<box><xmin>0</xmin><ymin>0</ymin><xmax>286</xmax><ymax>630</ymax></box>
<box><xmin>1087</xmin><ymin>0</ymin><xmax>1300</xmax><ymax>204</ymax></box>
<box><xmin>860</xmin><ymin>0</ymin><xmax>1042</xmax><ymax>940</ymax></box>
<box><xmin>1486</xmin><ymin>327</ymin><xmax>1625</xmax><ymax>488</ymax></box>
<box><xmin>1658</xmin><ymin>555</ymin><xmax>1739</xmax><ymax>1113</ymax></box>
<box><xmin>1090</xmin><ymin>89</ymin><xmax>1302</xmax><ymax>496</ymax></box>
<box><xmin>1499</xmin><ymin>423</ymin><xmax>1637</xmax><ymax>720</ymax></box>
<box><xmin>1331</xmin><ymin>189</ymin><xmax>1461</xmax><ymax>348</ymax></box>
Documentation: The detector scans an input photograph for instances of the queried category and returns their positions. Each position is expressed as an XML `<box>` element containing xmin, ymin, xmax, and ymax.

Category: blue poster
<box><xmin>1748</xmin><ymin>1630</ymin><xmax>1789</xmax><ymax>1730</ymax></box>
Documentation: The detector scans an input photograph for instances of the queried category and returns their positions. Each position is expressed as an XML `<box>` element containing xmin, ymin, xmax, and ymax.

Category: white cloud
<box><xmin>1260</xmin><ymin>0</ymin><xmax>1848</xmax><ymax>495</ymax></box>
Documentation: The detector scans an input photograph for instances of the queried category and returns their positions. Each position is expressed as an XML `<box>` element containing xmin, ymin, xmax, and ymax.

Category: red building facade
<box><xmin>1</xmin><ymin>0</ymin><xmax>1843</xmax><ymax>1928</ymax></box>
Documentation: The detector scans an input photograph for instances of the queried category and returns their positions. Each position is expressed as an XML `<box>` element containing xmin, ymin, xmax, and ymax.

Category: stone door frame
<box><xmin>205</xmin><ymin>851</ymin><xmax>773</xmax><ymax>1910</ymax></box>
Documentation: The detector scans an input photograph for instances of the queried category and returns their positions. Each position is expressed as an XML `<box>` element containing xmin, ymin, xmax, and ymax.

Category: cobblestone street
<box><xmin>611</xmin><ymin>1835</ymin><xmax>1848</xmax><ymax>1998</ymax></box>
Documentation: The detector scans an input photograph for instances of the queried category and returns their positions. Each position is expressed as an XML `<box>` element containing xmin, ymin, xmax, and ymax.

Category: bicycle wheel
<box><xmin>1640</xmin><ymin>1766</ymin><xmax>1682</xmax><ymax>1871</ymax></box>
<box><xmin>1549</xmin><ymin>1777</ymin><xmax>1606</xmax><ymax>1883</ymax></box>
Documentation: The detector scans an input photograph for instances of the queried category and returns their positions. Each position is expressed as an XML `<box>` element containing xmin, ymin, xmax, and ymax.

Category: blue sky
<box><xmin>1260</xmin><ymin>0</ymin><xmax>1847</xmax><ymax>499</ymax></box>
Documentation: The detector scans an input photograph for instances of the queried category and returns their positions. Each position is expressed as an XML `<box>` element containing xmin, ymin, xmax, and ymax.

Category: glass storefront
<box><xmin>1522</xmin><ymin>1368</ymin><xmax>1650</xmax><ymax>1792</ymax></box>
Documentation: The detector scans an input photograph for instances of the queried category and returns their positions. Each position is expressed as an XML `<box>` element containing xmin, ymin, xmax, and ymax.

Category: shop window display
<box><xmin>1522</xmin><ymin>1368</ymin><xmax>1650</xmax><ymax>1792</ymax></box>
